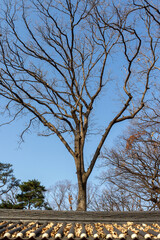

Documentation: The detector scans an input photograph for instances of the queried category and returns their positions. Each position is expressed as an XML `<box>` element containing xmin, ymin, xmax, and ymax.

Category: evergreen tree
<box><xmin>0</xmin><ymin>200</ymin><xmax>24</xmax><ymax>209</ymax></box>
<box><xmin>0</xmin><ymin>163</ymin><xmax>19</xmax><ymax>196</ymax></box>
<box><xmin>16</xmin><ymin>179</ymin><xmax>47</xmax><ymax>209</ymax></box>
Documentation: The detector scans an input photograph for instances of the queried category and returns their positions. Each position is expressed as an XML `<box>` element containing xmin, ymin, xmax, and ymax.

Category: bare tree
<box><xmin>100</xmin><ymin>119</ymin><xmax>160</xmax><ymax>210</ymax></box>
<box><xmin>132</xmin><ymin>0</ymin><xmax>160</xmax><ymax>26</ymax></box>
<box><xmin>88</xmin><ymin>186</ymin><xmax>143</xmax><ymax>211</ymax></box>
<box><xmin>0</xmin><ymin>185</ymin><xmax>20</xmax><ymax>206</ymax></box>
<box><xmin>0</xmin><ymin>0</ymin><xmax>157</xmax><ymax>210</ymax></box>
<box><xmin>46</xmin><ymin>180</ymin><xmax>97</xmax><ymax>211</ymax></box>
<box><xmin>46</xmin><ymin>180</ymin><xmax>77</xmax><ymax>211</ymax></box>
<box><xmin>138</xmin><ymin>89</ymin><xmax>160</xmax><ymax>128</ymax></box>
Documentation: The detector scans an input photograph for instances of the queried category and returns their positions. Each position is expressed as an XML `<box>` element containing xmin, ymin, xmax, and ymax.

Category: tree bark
<box><xmin>74</xmin><ymin>131</ymin><xmax>87</xmax><ymax>211</ymax></box>
<box><xmin>77</xmin><ymin>177</ymin><xmax>87</xmax><ymax>211</ymax></box>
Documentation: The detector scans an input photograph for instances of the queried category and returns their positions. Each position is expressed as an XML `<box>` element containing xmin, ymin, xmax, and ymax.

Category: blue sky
<box><xmin>0</xmin><ymin>107</ymin><xmax>128</xmax><ymax>189</ymax></box>
<box><xmin>0</xmin><ymin>118</ymin><xmax>77</xmax><ymax>186</ymax></box>
<box><xmin>0</xmin><ymin>0</ymin><xmax>153</xmax><ymax>191</ymax></box>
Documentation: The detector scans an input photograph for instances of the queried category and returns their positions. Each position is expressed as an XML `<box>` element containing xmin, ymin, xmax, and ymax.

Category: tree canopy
<box><xmin>0</xmin><ymin>162</ymin><xmax>19</xmax><ymax>197</ymax></box>
<box><xmin>16</xmin><ymin>179</ymin><xmax>47</xmax><ymax>210</ymax></box>
<box><xmin>100</xmin><ymin>114</ymin><xmax>160</xmax><ymax>210</ymax></box>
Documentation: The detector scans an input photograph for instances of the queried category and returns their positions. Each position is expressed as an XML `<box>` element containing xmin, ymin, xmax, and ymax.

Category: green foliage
<box><xmin>0</xmin><ymin>162</ymin><xmax>19</xmax><ymax>196</ymax></box>
<box><xmin>0</xmin><ymin>177</ymin><xmax>50</xmax><ymax>210</ymax></box>
<box><xmin>0</xmin><ymin>200</ymin><xmax>24</xmax><ymax>209</ymax></box>
<box><xmin>16</xmin><ymin>179</ymin><xmax>47</xmax><ymax>210</ymax></box>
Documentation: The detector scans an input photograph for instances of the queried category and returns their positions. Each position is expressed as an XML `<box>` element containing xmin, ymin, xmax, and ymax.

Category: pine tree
<box><xmin>16</xmin><ymin>179</ymin><xmax>47</xmax><ymax>210</ymax></box>
<box><xmin>0</xmin><ymin>163</ymin><xmax>19</xmax><ymax>196</ymax></box>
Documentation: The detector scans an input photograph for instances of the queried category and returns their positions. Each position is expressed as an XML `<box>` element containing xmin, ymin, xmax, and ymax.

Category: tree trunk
<box><xmin>77</xmin><ymin>178</ymin><xmax>87</xmax><ymax>211</ymax></box>
<box><xmin>74</xmin><ymin>132</ymin><xmax>87</xmax><ymax>211</ymax></box>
